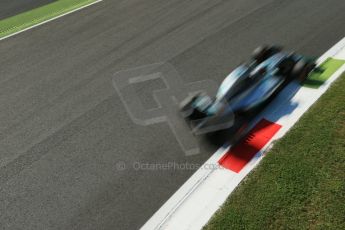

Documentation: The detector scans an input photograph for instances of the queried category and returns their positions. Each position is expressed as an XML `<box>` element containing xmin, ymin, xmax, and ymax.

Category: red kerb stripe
<box><xmin>218</xmin><ymin>119</ymin><xmax>282</xmax><ymax>173</ymax></box>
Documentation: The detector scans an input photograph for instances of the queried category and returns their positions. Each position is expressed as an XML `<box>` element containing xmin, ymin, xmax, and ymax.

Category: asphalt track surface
<box><xmin>0</xmin><ymin>0</ymin><xmax>55</xmax><ymax>20</ymax></box>
<box><xmin>0</xmin><ymin>0</ymin><xmax>345</xmax><ymax>229</ymax></box>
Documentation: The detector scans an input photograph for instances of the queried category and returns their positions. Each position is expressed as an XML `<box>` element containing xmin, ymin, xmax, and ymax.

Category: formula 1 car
<box><xmin>180</xmin><ymin>46</ymin><xmax>316</xmax><ymax>135</ymax></box>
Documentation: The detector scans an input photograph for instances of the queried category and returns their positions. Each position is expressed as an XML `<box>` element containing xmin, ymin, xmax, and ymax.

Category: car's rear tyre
<box><xmin>179</xmin><ymin>93</ymin><xmax>209</xmax><ymax>121</ymax></box>
<box><xmin>179</xmin><ymin>94</ymin><xmax>199</xmax><ymax>118</ymax></box>
<box><xmin>252</xmin><ymin>45</ymin><xmax>282</xmax><ymax>62</ymax></box>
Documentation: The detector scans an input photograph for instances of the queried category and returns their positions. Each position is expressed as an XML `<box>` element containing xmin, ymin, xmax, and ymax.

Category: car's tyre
<box><xmin>252</xmin><ymin>45</ymin><xmax>282</xmax><ymax>62</ymax></box>
<box><xmin>292</xmin><ymin>60</ymin><xmax>315</xmax><ymax>81</ymax></box>
<box><xmin>179</xmin><ymin>94</ymin><xmax>199</xmax><ymax>118</ymax></box>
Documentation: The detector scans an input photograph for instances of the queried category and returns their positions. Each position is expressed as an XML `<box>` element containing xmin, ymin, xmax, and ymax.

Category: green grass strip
<box><xmin>0</xmin><ymin>0</ymin><xmax>98</xmax><ymax>39</ymax></box>
<box><xmin>205</xmin><ymin>73</ymin><xmax>345</xmax><ymax>229</ymax></box>
<box><xmin>304</xmin><ymin>57</ymin><xmax>345</xmax><ymax>88</ymax></box>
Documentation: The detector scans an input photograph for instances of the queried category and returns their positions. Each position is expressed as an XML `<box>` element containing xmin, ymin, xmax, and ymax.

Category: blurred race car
<box><xmin>180</xmin><ymin>45</ymin><xmax>316</xmax><ymax>135</ymax></box>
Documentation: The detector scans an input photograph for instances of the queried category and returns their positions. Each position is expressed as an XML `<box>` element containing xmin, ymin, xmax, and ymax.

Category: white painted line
<box><xmin>141</xmin><ymin>37</ymin><xmax>345</xmax><ymax>230</ymax></box>
<box><xmin>142</xmin><ymin>147</ymin><xmax>228</xmax><ymax>230</ymax></box>
<box><xmin>0</xmin><ymin>0</ymin><xmax>103</xmax><ymax>41</ymax></box>
<box><xmin>318</xmin><ymin>37</ymin><xmax>345</xmax><ymax>64</ymax></box>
